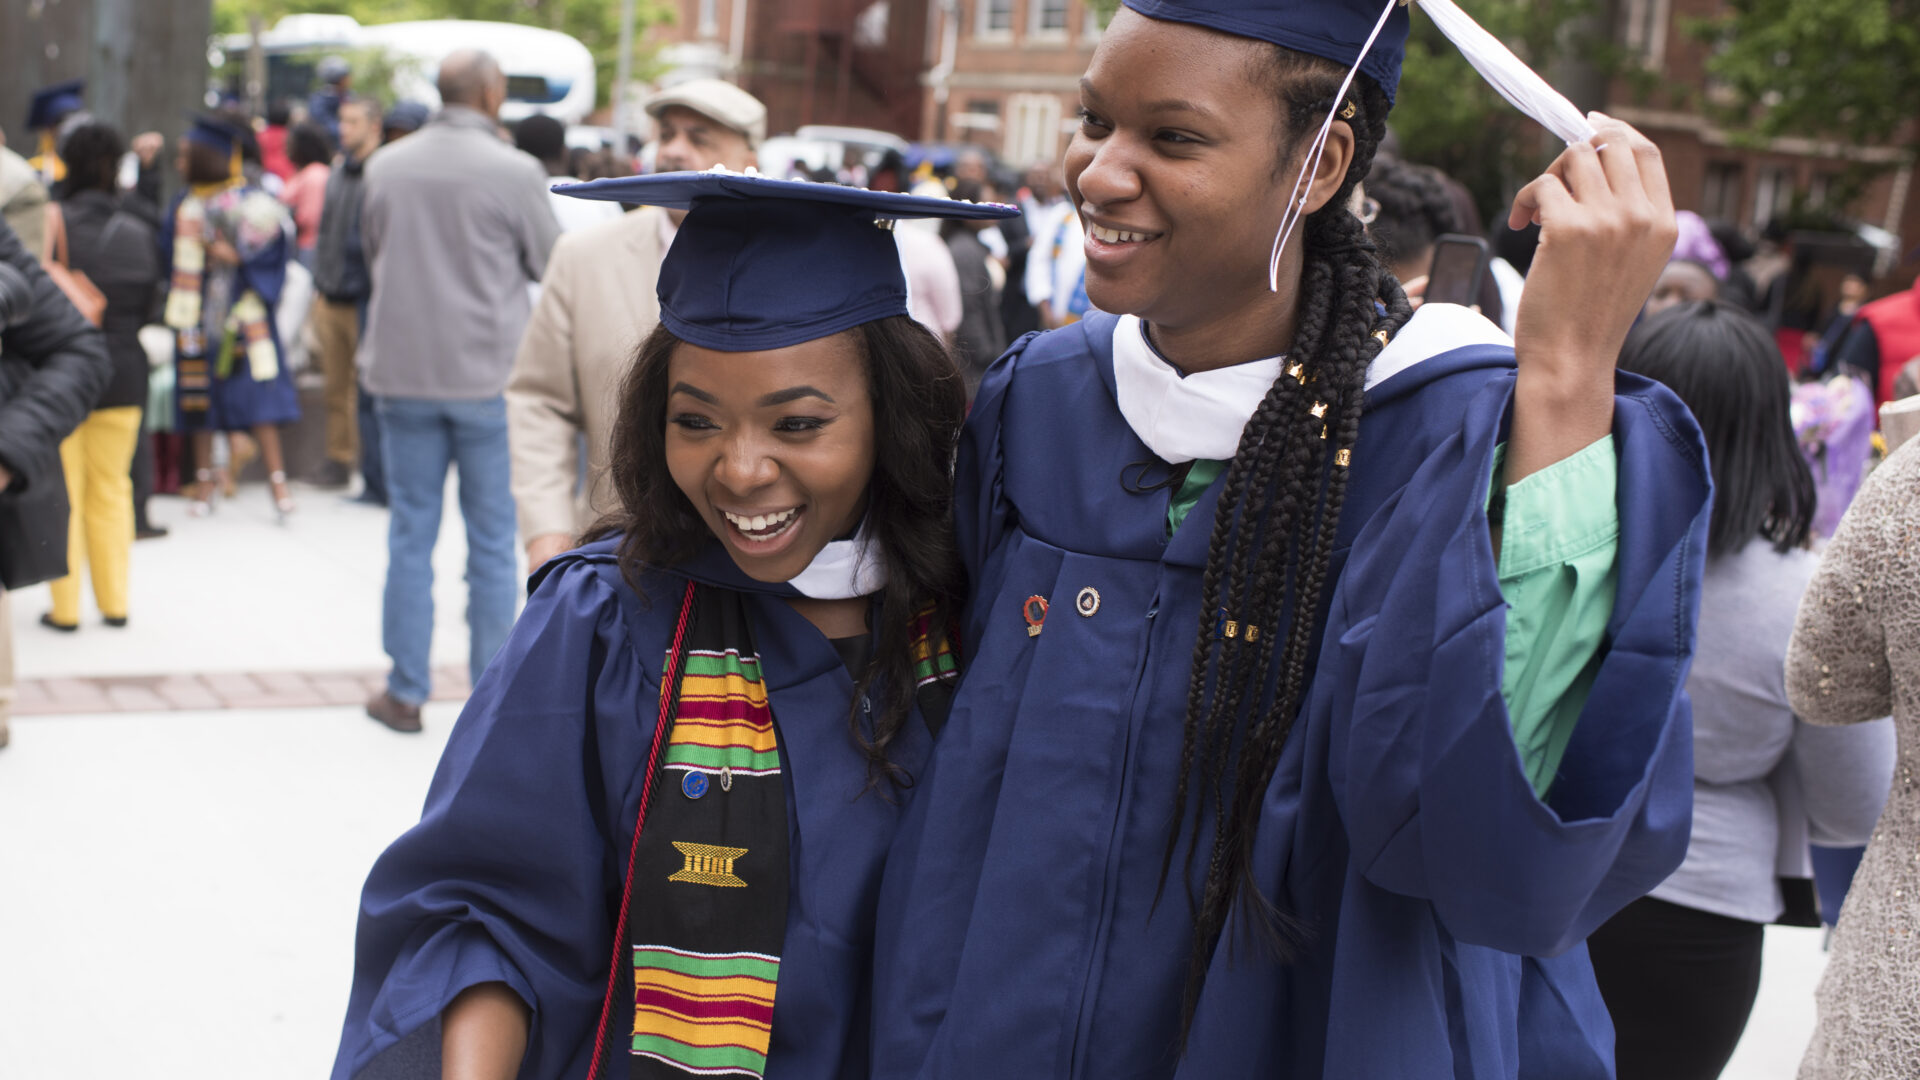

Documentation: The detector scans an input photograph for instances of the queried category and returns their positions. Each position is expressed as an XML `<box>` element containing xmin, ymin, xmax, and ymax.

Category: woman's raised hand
<box><xmin>1502</xmin><ymin>113</ymin><xmax>1677</xmax><ymax>482</ymax></box>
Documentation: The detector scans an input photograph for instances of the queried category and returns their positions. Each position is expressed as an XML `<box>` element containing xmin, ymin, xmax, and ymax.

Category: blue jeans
<box><xmin>354</xmin><ymin>301</ymin><xmax>387</xmax><ymax>504</ymax></box>
<box><xmin>357</xmin><ymin>381</ymin><xmax>387</xmax><ymax>503</ymax></box>
<box><xmin>377</xmin><ymin>395</ymin><xmax>518</xmax><ymax>706</ymax></box>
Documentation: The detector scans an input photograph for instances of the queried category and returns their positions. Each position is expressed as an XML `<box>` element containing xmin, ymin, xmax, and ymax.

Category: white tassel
<box><xmin>1266</xmin><ymin>0</ymin><xmax>1400</xmax><ymax>291</ymax></box>
<box><xmin>1415</xmin><ymin>0</ymin><xmax>1597</xmax><ymax>147</ymax></box>
<box><xmin>1267</xmin><ymin>0</ymin><xmax>1598</xmax><ymax>291</ymax></box>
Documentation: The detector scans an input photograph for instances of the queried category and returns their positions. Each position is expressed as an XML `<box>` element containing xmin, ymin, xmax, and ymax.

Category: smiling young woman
<box><xmin>330</xmin><ymin>174</ymin><xmax>1015</xmax><ymax>1080</ymax></box>
<box><xmin>868</xmin><ymin>1</ymin><xmax>1714</xmax><ymax>1078</ymax></box>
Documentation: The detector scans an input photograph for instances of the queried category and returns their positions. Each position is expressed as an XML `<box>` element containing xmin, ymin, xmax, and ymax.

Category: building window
<box><xmin>1702</xmin><ymin>162</ymin><xmax>1743</xmax><ymax>223</ymax></box>
<box><xmin>1808</xmin><ymin>173</ymin><xmax>1833</xmax><ymax>209</ymax></box>
<box><xmin>1031</xmin><ymin>0</ymin><xmax>1070</xmax><ymax>36</ymax></box>
<box><xmin>1082</xmin><ymin>1</ymin><xmax>1105</xmax><ymax>43</ymax></box>
<box><xmin>976</xmin><ymin>0</ymin><xmax>1014</xmax><ymax>39</ymax></box>
<box><xmin>956</xmin><ymin>98</ymin><xmax>1003</xmax><ymax>135</ymax></box>
<box><xmin>1752</xmin><ymin>165</ymin><xmax>1794</xmax><ymax>230</ymax></box>
<box><xmin>1005</xmin><ymin>92</ymin><xmax>1064</xmax><ymax>167</ymax></box>
<box><xmin>1620</xmin><ymin>0</ymin><xmax>1670</xmax><ymax>67</ymax></box>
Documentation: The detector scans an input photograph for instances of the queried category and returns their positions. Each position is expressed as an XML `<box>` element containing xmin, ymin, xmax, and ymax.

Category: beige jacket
<box><xmin>0</xmin><ymin>147</ymin><xmax>49</xmax><ymax>259</ymax></box>
<box><xmin>507</xmin><ymin>206</ymin><xmax>667</xmax><ymax>542</ymax></box>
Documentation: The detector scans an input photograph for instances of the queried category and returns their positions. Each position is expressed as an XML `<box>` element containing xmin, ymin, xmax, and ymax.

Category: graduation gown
<box><xmin>331</xmin><ymin>539</ymin><xmax>931</xmax><ymax>1080</ymax></box>
<box><xmin>870</xmin><ymin>311</ymin><xmax>1710</xmax><ymax>1079</ymax></box>
<box><xmin>158</xmin><ymin>186</ymin><xmax>301</xmax><ymax>432</ymax></box>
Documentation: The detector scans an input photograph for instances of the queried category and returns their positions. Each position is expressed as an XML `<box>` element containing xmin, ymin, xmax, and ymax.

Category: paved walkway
<box><xmin>0</xmin><ymin>481</ymin><xmax>1831</xmax><ymax>1078</ymax></box>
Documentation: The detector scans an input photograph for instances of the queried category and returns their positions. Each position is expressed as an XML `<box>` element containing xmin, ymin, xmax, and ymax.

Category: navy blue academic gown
<box><xmin>871</xmin><ymin>313</ymin><xmax>1710</xmax><ymax>1079</ymax></box>
<box><xmin>331</xmin><ymin>540</ymin><xmax>930</xmax><ymax>1080</ymax></box>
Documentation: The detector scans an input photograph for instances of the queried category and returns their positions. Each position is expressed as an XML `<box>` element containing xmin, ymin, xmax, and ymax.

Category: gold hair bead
<box><xmin>1288</xmin><ymin>362</ymin><xmax>1306</xmax><ymax>383</ymax></box>
<box><xmin>1320</xmin><ymin>424</ymin><xmax>1329</xmax><ymax>440</ymax></box>
<box><xmin>1310</xmin><ymin>401</ymin><xmax>1328</xmax><ymax>419</ymax></box>
<box><xmin>1336</xmin><ymin>449</ymin><xmax>1351</xmax><ymax>467</ymax></box>
<box><xmin>1224</xmin><ymin>620</ymin><xmax>1240</xmax><ymax>640</ymax></box>
<box><xmin>1340</xmin><ymin>100</ymin><xmax>1357</xmax><ymax>121</ymax></box>
<box><xmin>1372</xmin><ymin>329</ymin><xmax>1390</xmax><ymax>347</ymax></box>
<box><xmin>1244</xmin><ymin>625</ymin><xmax>1260</xmax><ymax>642</ymax></box>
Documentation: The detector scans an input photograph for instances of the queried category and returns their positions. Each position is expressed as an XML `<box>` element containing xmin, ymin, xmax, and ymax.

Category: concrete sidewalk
<box><xmin>9</xmin><ymin>476</ymin><xmax>523</xmax><ymax>687</ymax></box>
<box><xmin>0</xmin><ymin>703</ymin><xmax>458</xmax><ymax>1078</ymax></box>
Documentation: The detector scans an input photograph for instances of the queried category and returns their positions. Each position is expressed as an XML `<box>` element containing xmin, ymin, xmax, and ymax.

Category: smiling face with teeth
<box><xmin>1064</xmin><ymin>9</ymin><xmax>1357</xmax><ymax>372</ymax></box>
<box><xmin>663</xmin><ymin>331</ymin><xmax>877</xmax><ymax>584</ymax></box>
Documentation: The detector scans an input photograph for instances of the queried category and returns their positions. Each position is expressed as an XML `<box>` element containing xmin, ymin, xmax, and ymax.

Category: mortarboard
<box><xmin>26</xmin><ymin>79</ymin><xmax>85</xmax><ymax>131</ymax></box>
<box><xmin>1124</xmin><ymin>0</ymin><xmax>1411</xmax><ymax>102</ymax></box>
<box><xmin>555</xmin><ymin>170</ymin><xmax>1019</xmax><ymax>352</ymax></box>
<box><xmin>184</xmin><ymin>114</ymin><xmax>242</xmax><ymax>156</ymax></box>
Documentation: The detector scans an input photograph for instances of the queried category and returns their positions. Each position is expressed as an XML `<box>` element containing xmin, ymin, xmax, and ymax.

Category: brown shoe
<box><xmin>366</xmin><ymin>691</ymin><xmax>423</xmax><ymax>733</ymax></box>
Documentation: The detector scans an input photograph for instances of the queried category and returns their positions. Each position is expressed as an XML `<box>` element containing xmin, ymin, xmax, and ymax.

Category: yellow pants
<box><xmin>48</xmin><ymin>406</ymin><xmax>142</xmax><ymax>625</ymax></box>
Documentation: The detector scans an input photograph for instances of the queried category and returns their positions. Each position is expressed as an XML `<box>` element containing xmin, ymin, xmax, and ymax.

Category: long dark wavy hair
<box><xmin>1163</xmin><ymin>46</ymin><xmax>1409</xmax><ymax>1034</ymax></box>
<box><xmin>585</xmin><ymin>315</ymin><xmax>967</xmax><ymax>787</ymax></box>
<box><xmin>1619</xmin><ymin>300</ymin><xmax>1814</xmax><ymax>558</ymax></box>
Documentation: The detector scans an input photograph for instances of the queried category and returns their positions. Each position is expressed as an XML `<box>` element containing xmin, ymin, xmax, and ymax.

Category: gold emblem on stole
<box><xmin>669</xmin><ymin>841</ymin><xmax>749</xmax><ymax>887</ymax></box>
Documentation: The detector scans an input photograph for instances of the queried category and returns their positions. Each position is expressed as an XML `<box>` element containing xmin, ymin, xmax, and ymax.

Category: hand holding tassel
<box><xmin>1503</xmin><ymin>113</ymin><xmax>1678</xmax><ymax>484</ymax></box>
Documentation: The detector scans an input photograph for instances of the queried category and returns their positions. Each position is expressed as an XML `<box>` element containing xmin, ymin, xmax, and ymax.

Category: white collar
<box><xmin>787</xmin><ymin>517</ymin><xmax>886</xmax><ymax>600</ymax></box>
<box><xmin>1111</xmin><ymin>305</ymin><xmax>1511</xmax><ymax>462</ymax></box>
<box><xmin>1111</xmin><ymin>315</ymin><xmax>1284</xmax><ymax>464</ymax></box>
<box><xmin>1364</xmin><ymin>302</ymin><xmax>1512</xmax><ymax>391</ymax></box>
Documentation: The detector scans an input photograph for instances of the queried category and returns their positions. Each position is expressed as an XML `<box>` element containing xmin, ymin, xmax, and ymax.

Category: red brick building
<box><xmin>1605</xmin><ymin>0</ymin><xmax>1918</xmax><ymax>280</ymax></box>
<box><xmin>918</xmin><ymin>0</ymin><xmax>1105</xmax><ymax>168</ymax></box>
<box><xmin>651</xmin><ymin>0</ymin><xmax>931</xmax><ymax>138</ymax></box>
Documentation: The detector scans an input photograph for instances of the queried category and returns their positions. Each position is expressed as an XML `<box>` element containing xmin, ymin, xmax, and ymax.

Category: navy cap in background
<box><xmin>27</xmin><ymin>79</ymin><xmax>85</xmax><ymax>131</ymax></box>
<box><xmin>183</xmin><ymin>114</ymin><xmax>242</xmax><ymax>156</ymax></box>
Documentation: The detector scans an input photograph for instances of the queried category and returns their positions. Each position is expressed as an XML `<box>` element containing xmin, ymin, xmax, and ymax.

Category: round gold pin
<box><xmin>1076</xmin><ymin>587</ymin><xmax>1101</xmax><ymax>617</ymax></box>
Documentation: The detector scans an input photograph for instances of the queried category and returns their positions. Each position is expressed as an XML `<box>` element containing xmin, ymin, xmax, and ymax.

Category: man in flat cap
<box><xmin>506</xmin><ymin>78</ymin><xmax>766</xmax><ymax>571</ymax></box>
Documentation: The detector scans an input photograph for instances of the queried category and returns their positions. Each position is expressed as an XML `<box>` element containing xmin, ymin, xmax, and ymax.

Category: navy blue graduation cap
<box><xmin>556</xmin><ymin>170</ymin><xmax>1019</xmax><ymax>352</ymax></box>
<box><xmin>184</xmin><ymin>114</ymin><xmax>242</xmax><ymax>155</ymax></box>
<box><xmin>26</xmin><ymin>79</ymin><xmax>85</xmax><ymax>131</ymax></box>
<box><xmin>1123</xmin><ymin>0</ymin><xmax>1411</xmax><ymax>101</ymax></box>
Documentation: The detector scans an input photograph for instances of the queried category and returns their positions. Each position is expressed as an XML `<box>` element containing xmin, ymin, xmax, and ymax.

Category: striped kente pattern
<box><xmin>663</xmin><ymin>650</ymin><xmax>780</xmax><ymax>776</ymax></box>
<box><xmin>910</xmin><ymin>610</ymin><xmax>958</xmax><ymax>689</ymax></box>
<box><xmin>631</xmin><ymin>945</ymin><xmax>780</xmax><ymax>1077</ymax></box>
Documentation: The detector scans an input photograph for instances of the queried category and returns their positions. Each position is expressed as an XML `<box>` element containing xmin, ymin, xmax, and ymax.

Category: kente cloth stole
<box><xmin>604</xmin><ymin>586</ymin><xmax>959</xmax><ymax>1078</ymax></box>
<box><xmin>625</xmin><ymin>585</ymin><xmax>790</xmax><ymax>1080</ymax></box>
<box><xmin>165</xmin><ymin>184</ymin><xmax>277</xmax><ymax>398</ymax></box>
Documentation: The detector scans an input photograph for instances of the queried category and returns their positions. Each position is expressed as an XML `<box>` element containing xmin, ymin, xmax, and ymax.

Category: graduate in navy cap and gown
<box><xmin>25</xmin><ymin>79</ymin><xmax>85</xmax><ymax>186</ymax></box>
<box><xmin>330</xmin><ymin>173</ymin><xmax>1018</xmax><ymax>1080</ymax></box>
<box><xmin>159</xmin><ymin>115</ymin><xmax>301</xmax><ymax>519</ymax></box>
<box><xmin>870</xmin><ymin>1</ymin><xmax>1711</xmax><ymax>1078</ymax></box>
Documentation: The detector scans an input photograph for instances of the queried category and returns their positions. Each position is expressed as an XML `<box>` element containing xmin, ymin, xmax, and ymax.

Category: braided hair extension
<box><xmin>1159</xmin><ymin>49</ymin><xmax>1415</xmax><ymax>1040</ymax></box>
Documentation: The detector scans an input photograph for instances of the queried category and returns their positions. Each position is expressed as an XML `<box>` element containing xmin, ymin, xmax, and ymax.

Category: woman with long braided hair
<box><xmin>871</xmin><ymin>2</ymin><xmax>1711</xmax><ymax>1078</ymax></box>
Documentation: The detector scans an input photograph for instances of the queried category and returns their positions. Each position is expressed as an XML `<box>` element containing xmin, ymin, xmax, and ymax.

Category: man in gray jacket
<box><xmin>359</xmin><ymin>50</ymin><xmax>560</xmax><ymax>732</ymax></box>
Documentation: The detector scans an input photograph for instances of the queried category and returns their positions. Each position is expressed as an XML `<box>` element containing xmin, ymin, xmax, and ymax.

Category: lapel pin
<box><xmin>1076</xmin><ymin>587</ymin><xmax>1101</xmax><ymax>617</ymax></box>
<box><xmin>1024</xmin><ymin>595</ymin><xmax>1049</xmax><ymax>637</ymax></box>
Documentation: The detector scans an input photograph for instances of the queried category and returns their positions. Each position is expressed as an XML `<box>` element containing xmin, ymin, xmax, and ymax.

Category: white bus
<box><xmin>217</xmin><ymin>14</ymin><xmax>596</xmax><ymax>125</ymax></box>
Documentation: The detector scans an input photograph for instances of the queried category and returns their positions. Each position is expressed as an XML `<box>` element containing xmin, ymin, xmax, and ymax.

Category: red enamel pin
<box><xmin>1023</xmin><ymin>595</ymin><xmax>1049</xmax><ymax>637</ymax></box>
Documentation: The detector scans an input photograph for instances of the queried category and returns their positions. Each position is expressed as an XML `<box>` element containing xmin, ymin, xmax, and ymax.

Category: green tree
<box><xmin>213</xmin><ymin>0</ymin><xmax>675</xmax><ymax>109</ymax></box>
<box><xmin>1392</xmin><ymin>0</ymin><xmax>1620</xmax><ymax>227</ymax></box>
<box><xmin>1697</xmin><ymin>0</ymin><xmax>1920</xmax><ymax>150</ymax></box>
